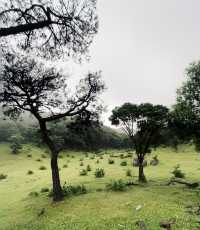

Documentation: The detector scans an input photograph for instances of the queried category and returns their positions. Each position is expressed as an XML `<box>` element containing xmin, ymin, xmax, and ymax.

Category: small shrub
<box><xmin>126</xmin><ymin>169</ymin><xmax>132</xmax><ymax>177</ymax></box>
<box><xmin>80</xmin><ymin>162</ymin><xmax>84</xmax><ymax>166</ymax></box>
<box><xmin>171</xmin><ymin>165</ymin><xmax>185</xmax><ymax>178</ymax></box>
<box><xmin>0</xmin><ymin>174</ymin><xmax>7</xmax><ymax>180</ymax></box>
<box><xmin>66</xmin><ymin>154</ymin><xmax>70</xmax><ymax>157</ymax></box>
<box><xmin>27</xmin><ymin>154</ymin><xmax>32</xmax><ymax>158</ymax></box>
<box><xmin>63</xmin><ymin>164</ymin><xmax>68</xmax><ymax>168</ymax></box>
<box><xmin>29</xmin><ymin>191</ymin><xmax>39</xmax><ymax>197</ymax></box>
<box><xmin>58</xmin><ymin>155</ymin><xmax>63</xmax><ymax>159</ymax></box>
<box><xmin>95</xmin><ymin>168</ymin><xmax>105</xmax><ymax>178</ymax></box>
<box><xmin>62</xmin><ymin>183</ymin><xmax>87</xmax><ymax>196</ymax></box>
<box><xmin>71</xmin><ymin>155</ymin><xmax>75</xmax><ymax>158</ymax></box>
<box><xmin>90</xmin><ymin>155</ymin><xmax>95</xmax><ymax>160</ymax></box>
<box><xmin>108</xmin><ymin>158</ymin><xmax>115</xmax><ymax>164</ymax></box>
<box><xmin>80</xmin><ymin>158</ymin><xmax>84</xmax><ymax>161</ymax></box>
<box><xmin>36</xmin><ymin>158</ymin><xmax>41</xmax><ymax>162</ymax></box>
<box><xmin>120</xmin><ymin>161</ymin><xmax>127</xmax><ymax>166</ymax></box>
<box><xmin>45</xmin><ymin>149</ymin><xmax>50</xmax><ymax>154</ymax></box>
<box><xmin>120</xmin><ymin>154</ymin><xmax>124</xmax><ymax>159</ymax></box>
<box><xmin>41</xmin><ymin>154</ymin><xmax>47</xmax><ymax>158</ymax></box>
<box><xmin>100</xmin><ymin>155</ymin><xmax>104</xmax><ymax>159</ymax></box>
<box><xmin>27</xmin><ymin>170</ymin><xmax>34</xmax><ymax>175</ymax></box>
<box><xmin>41</xmin><ymin>187</ymin><xmax>49</xmax><ymax>193</ymax></box>
<box><xmin>85</xmin><ymin>152</ymin><xmax>89</xmax><ymax>157</ymax></box>
<box><xmin>39</xmin><ymin>166</ymin><xmax>47</xmax><ymax>170</ymax></box>
<box><xmin>80</xmin><ymin>169</ymin><xmax>87</xmax><ymax>176</ymax></box>
<box><xmin>96</xmin><ymin>159</ymin><xmax>100</xmax><ymax>164</ymax></box>
<box><xmin>106</xmin><ymin>179</ymin><xmax>126</xmax><ymax>191</ymax></box>
<box><xmin>10</xmin><ymin>136</ymin><xmax>22</xmax><ymax>154</ymax></box>
<box><xmin>109</xmin><ymin>153</ymin><xmax>114</xmax><ymax>157</ymax></box>
<box><xmin>87</xmin><ymin>165</ymin><xmax>91</xmax><ymax>171</ymax></box>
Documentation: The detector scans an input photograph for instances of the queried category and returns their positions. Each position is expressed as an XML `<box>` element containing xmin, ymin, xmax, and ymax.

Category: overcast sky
<box><xmin>78</xmin><ymin>0</ymin><xmax>200</xmax><ymax>126</ymax></box>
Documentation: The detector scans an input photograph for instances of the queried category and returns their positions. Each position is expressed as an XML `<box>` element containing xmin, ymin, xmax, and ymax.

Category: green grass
<box><xmin>0</xmin><ymin>143</ymin><xmax>200</xmax><ymax>229</ymax></box>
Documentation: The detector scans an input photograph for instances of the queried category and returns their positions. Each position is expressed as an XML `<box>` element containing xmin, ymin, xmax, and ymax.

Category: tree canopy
<box><xmin>110</xmin><ymin>103</ymin><xmax>169</xmax><ymax>182</ymax></box>
<box><xmin>0</xmin><ymin>0</ymin><xmax>98</xmax><ymax>58</ymax></box>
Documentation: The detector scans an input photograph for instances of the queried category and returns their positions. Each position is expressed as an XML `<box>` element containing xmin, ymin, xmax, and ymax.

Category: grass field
<box><xmin>0</xmin><ymin>143</ymin><xmax>200</xmax><ymax>229</ymax></box>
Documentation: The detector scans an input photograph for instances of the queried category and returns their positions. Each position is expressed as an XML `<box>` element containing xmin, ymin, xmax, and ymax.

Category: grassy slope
<box><xmin>0</xmin><ymin>143</ymin><xmax>200</xmax><ymax>230</ymax></box>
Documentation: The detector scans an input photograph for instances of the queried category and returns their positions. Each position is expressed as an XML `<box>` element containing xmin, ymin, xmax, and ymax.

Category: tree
<box><xmin>0</xmin><ymin>53</ymin><xmax>105</xmax><ymax>201</ymax></box>
<box><xmin>175</xmin><ymin>61</ymin><xmax>200</xmax><ymax>150</ymax></box>
<box><xmin>0</xmin><ymin>0</ymin><xmax>98</xmax><ymax>57</ymax></box>
<box><xmin>109</xmin><ymin>103</ymin><xmax>169</xmax><ymax>182</ymax></box>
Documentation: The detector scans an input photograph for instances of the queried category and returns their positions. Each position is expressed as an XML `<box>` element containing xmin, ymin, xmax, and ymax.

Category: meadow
<box><xmin>0</xmin><ymin>143</ymin><xmax>200</xmax><ymax>230</ymax></box>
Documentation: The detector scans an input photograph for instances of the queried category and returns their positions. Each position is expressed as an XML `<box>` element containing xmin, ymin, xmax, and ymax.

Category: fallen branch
<box><xmin>167</xmin><ymin>178</ymin><xmax>199</xmax><ymax>188</ymax></box>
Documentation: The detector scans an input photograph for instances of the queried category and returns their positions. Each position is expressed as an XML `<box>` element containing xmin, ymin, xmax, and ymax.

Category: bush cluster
<box><xmin>95</xmin><ymin>168</ymin><xmax>105</xmax><ymax>178</ymax></box>
<box><xmin>0</xmin><ymin>174</ymin><xmax>7</xmax><ymax>180</ymax></box>
<box><xmin>171</xmin><ymin>165</ymin><xmax>185</xmax><ymax>178</ymax></box>
<box><xmin>106</xmin><ymin>179</ymin><xmax>126</xmax><ymax>191</ymax></box>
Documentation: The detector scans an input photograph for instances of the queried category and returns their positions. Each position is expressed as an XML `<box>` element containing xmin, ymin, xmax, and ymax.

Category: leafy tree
<box><xmin>0</xmin><ymin>0</ymin><xmax>98</xmax><ymax>57</ymax></box>
<box><xmin>110</xmin><ymin>103</ymin><xmax>169</xmax><ymax>182</ymax></box>
<box><xmin>0</xmin><ymin>53</ymin><xmax>104</xmax><ymax>201</ymax></box>
<box><xmin>175</xmin><ymin>61</ymin><xmax>200</xmax><ymax>150</ymax></box>
<box><xmin>9</xmin><ymin>134</ymin><xmax>23</xmax><ymax>154</ymax></box>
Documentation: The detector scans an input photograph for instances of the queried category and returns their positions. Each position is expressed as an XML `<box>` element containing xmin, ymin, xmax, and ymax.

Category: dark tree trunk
<box><xmin>51</xmin><ymin>153</ymin><xmax>63</xmax><ymax>201</ymax></box>
<box><xmin>39</xmin><ymin>121</ymin><xmax>63</xmax><ymax>201</ymax></box>
<box><xmin>138</xmin><ymin>155</ymin><xmax>147</xmax><ymax>183</ymax></box>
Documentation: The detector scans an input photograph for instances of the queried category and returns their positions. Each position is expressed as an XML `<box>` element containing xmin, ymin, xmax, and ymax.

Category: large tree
<box><xmin>0</xmin><ymin>0</ymin><xmax>98</xmax><ymax>57</ymax></box>
<box><xmin>0</xmin><ymin>53</ymin><xmax>105</xmax><ymax>201</ymax></box>
<box><xmin>176</xmin><ymin>61</ymin><xmax>200</xmax><ymax>149</ymax></box>
<box><xmin>109</xmin><ymin>103</ymin><xmax>169</xmax><ymax>182</ymax></box>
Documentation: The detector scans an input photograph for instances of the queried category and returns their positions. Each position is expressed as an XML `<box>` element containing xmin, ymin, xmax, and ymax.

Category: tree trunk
<box><xmin>39</xmin><ymin>121</ymin><xmax>63</xmax><ymax>201</ymax></box>
<box><xmin>138</xmin><ymin>156</ymin><xmax>147</xmax><ymax>183</ymax></box>
<box><xmin>51</xmin><ymin>153</ymin><xmax>63</xmax><ymax>201</ymax></box>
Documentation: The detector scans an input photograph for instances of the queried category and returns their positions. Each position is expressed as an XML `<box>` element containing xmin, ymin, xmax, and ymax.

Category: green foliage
<box><xmin>54</xmin><ymin>183</ymin><xmax>87</xmax><ymax>197</ymax></box>
<box><xmin>86</xmin><ymin>165</ymin><xmax>92</xmax><ymax>171</ymax></box>
<box><xmin>36</xmin><ymin>158</ymin><xmax>41</xmax><ymax>162</ymax></box>
<box><xmin>27</xmin><ymin>170</ymin><xmax>34</xmax><ymax>175</ymax></box>
<box><xmin>39</xmin><ymin>166</ymin><xmax>47</xmax><ymax>170</ymax></box>
<box><xmin>96</xmin><ymin>159</ymin><xmax>100</xmax><ymax>164</ymax></box>
<box><xmin>126</xmin><ymin>169</ymin><xmax>132</xmax><ymax>177</ymax></box>
<box><xmin>94</xmin><ymin>168</ymin><xmax>105</xmax><ymax>178</ymax></box>
<box><xmin>171</xmin><ymin>165</ymin><xmax>185</xmax><ymax>178</ymax></box>
<box><xmin>106</xmin><ymin>179</ymin><xmax>126</xmax><ymax>191</ymax></box>
<box><xmin>80</xmin><ymin>169</ymin><xmax>87</xmax><ymax>176</ymax></box>
<box><xmin>90</xmin><ymin>155</ymin><xmax>95</xmax><ymax>160</ymax></box>
<box><xmin>63</xmin><ymin>164</ymin><xmax>68</xmax><ymax>168</ymax></box>
<box><xmin>108</xmin><ymin>158</ymin><xmax>115</xmax><ymax>164</ymax></box>
<box><xmin>29</xmin><ymin>191</ymin><xmax>39</xmax><ymax>197</ymax></box>
<box><xmin>41</xmin><ymin>154</ymin><xmax>47</xmax><ymax>158</ymax></box>
<box><xmin>80</xmin><ymin>162</ymin><xmax>84</xmax><ymax>166</ymax></box>
<box><xmin>0</xmin><ymin>174</ymin><xmax>7</xmax><ymax>180</ymax></box>
<box><xmin>120</xmin><ymin>161</ymin><xmax>127</xmax><ymax>166</ymax></box>
<box><xmin>27</xmin><ymin>154</ymin><xmax>32</xmax><ymax>158</ymax></box>
<box><xmin>40</xmin><ymin>187</ymin><xmax>50</xmax><ymax>193</ymax></box>
<box><xmin>9</xmin><ymin>135</ymin><xmax>23</xmax><ymax>154</ymax></box>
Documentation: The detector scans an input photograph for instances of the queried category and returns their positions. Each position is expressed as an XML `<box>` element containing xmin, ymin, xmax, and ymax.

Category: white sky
<box><xmin>72</xmin><ymin>0</ymin><xmax>200</xmax><ymax>126</ymax></box>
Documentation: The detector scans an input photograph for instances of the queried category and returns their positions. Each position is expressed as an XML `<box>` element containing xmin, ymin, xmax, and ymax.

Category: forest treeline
<box><xmin>0</xmin><ymin>112</ymin><xmax>198</xmax><ymax>152</ymax></box>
